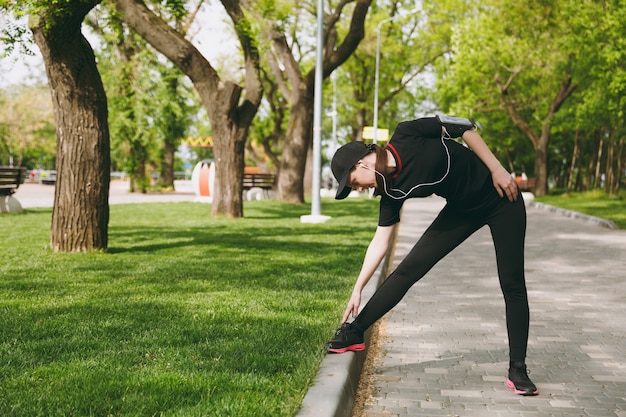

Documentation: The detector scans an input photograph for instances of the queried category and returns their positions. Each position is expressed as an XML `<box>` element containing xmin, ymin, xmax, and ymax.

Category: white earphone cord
<box><xmin>373</xmin><ymin>134</ymin><xmax>451</xmax><ymax>200</ymax></box>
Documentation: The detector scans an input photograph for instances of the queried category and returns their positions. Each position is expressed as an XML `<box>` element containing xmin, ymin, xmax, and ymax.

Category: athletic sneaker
<box><xmin>323</xmin><ymin>322</ymin><xmax>365</xmax><ymax>353</ymax></box>
<box><xmin>506</xmin><ymin>361</ymin><xmax>539</xmax><ymax>396</ymax></box>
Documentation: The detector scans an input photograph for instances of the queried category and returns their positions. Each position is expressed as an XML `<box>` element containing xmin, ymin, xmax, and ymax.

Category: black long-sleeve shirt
<box><xmin>378</xmin><ymin>117</ymin><xmax>492</xmax><ymax>226</ymax></box>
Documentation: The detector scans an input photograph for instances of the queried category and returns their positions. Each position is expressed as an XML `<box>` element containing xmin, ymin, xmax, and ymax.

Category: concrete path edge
<box><xmin>527</xmin><ymin>200</ymin><xmax>618</xmax><ymax>229</ymax></box>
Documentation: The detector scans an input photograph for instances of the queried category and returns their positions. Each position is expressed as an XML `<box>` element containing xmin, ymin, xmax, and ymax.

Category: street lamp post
<box><xmin>301</xmin><ymin>0</ymin><xmax>331</xmax><ymax>224</ymax></box>
<box><xmin>373</xmin><ymin>8</ymin><xmax>421</xmax><ymax>144</ymax></box>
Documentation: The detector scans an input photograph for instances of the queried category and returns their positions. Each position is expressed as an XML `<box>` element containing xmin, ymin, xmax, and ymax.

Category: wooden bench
<box><xmin>517</xmin><ymin>177</ymin><xmax>536</xmax><ymax>192</ymax></box>
<box><xmin>242</xmin><ymin>173</ymin><xmax>276</xmax><ymax>190</ymax></box>
<box><xmin>0</xmin><ymin>166</ymin><xmax>27</xmax><ymax>213</ymax></box>
<box><xmin>0</xmin><ymin>166</ymin><xmax>27</xmax><ymax>196</ymax></box>
<box><xmin>242</xmin><ymin>172</ymin><xmax>276</xmax><ymax>200</ymax></box>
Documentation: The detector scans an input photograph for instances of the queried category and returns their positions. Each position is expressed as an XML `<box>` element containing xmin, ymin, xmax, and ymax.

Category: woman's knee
<box><xmin>500</xmin><ymin>278</ymin><xmax>528</xmax><ymax>301</ymax></box>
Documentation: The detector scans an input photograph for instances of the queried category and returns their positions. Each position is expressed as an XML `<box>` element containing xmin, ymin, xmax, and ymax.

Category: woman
<box><xmin>324</xmin><ymin>116</ymin><xmax>538</xmax><ymax>396</ymax></box>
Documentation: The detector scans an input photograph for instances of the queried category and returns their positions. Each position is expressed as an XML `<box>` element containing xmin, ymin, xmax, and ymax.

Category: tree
<box><xmin>153</xmin><ymin>65</ymin><xmax>197</xmax><ymax>191</ymax></box>
<box><xmin>437</xmin><ymin>0</ymin><xmax>586</xmax><ymax>196</ymax></box>
<box><xmin>25</xmin><ymin>0</ymin><xmax>110</xmax><ymax>252</ymax></box>
<box><xmin>568</xmin><ymin>0</ymin><xmax>626</xmax><ymax>196</ymax></box>
<box><xmin>339</xmin><ymin>0</ymin><xmax>460</xmax><ymax>143</ymax></box>
<box><xmin>246</xmin><ymin>0</ymin><xmax>372</xmax><ymax>203</ymax></box>
<box><xmin>112</xmin><ymin>0</ymin><xmax>262</xmax><ymax>217</ymax></box>
<box><xmin>88</xmin><ymin>12</ymin><xmax>154</xmax><ymax>193</ymax></box>
<box><xmin>86</xmin><ymin>4</ymin><xmax>199</xmax><ymax>192</ymax></box>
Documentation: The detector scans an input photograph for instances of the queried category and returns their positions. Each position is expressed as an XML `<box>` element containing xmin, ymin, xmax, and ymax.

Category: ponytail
<box><xmin>372</xmin><ymin>144</ymin><xmax>391</xmax><ymax>197</ymax></box>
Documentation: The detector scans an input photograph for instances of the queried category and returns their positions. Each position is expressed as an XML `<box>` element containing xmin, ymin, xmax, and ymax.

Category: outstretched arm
<box><xmin>462</xmin><ymin>130</ymin><xmax>519</xmax><ymax>202</ymax></box>
<box><xmin>342</xmin><ymin>224</ymin><xmax>395</xmax><ymax>323</ymax></box>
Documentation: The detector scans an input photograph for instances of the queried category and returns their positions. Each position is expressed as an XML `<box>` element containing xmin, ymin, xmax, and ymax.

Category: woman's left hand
<box><xmin>492</xmin><ymin>166</ymin><xmax>518</xmax><ymax>202</ymax></box>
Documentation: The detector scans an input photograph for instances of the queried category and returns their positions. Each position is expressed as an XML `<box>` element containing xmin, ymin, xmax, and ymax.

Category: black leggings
<box><xmin>353</xmin><ymin>190</ymin><xmax>529</xmax><ymax>363</ymax></box>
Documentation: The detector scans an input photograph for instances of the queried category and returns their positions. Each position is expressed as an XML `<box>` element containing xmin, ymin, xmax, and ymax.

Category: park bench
<box><xmin>0</xmin><ymin>166</ymin><xmax>27</xmax><ymax>213</ymax></box>
<box><xmin>517</xmin><ymin>177</ymin><xmax>536</xmax><ymax>192</ymax></box>
<box><xmin>242</xmin><ymin>169</ymin><xmax>276</xmax><ymax>200</ymax></box>
<box><xmin>242</xmin><ymin>173</ymin><xmax>276</xmax><ymax>190</ymax></box>
<box><xmin>0</xmin><ymin>166</ymin><xmax>27</xmax><ymax>196</ymax></box>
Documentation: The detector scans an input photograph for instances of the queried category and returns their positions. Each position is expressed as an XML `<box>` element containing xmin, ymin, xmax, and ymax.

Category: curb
<box><xmin>296</xmin><ymin>226</ymin><xmax>398</xmax><ymax>417</ymax></box>
<box><xmin>527</xmin><ymin>201</ymin><xmax>618</xmax><ymax>230</ymax></box>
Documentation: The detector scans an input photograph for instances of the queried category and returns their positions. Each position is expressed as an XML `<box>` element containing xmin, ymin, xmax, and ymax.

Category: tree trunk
<box><xmin>614</xmin><ymin>136</ymin><xmax>624</xmax><ymax>196</ymax></box>
<box><xmin>584</xmin><ymin>135</ymin><xmax>598</xmax><ymax>191</ymax></box>
<box><xmin>533</xmin><ymin>141</ymin><xmax>549</xmax><ymax>196</ymax></box>
<box><xmin>30</xmin><ymin>0</ymin><xmax>110</xmax><ymax>252</ymax></box>
<box><xmin>209</xmin><ymin>81</ymin><xmax>247</xmax><ymax>217</ymax></box>
<box><xmin>265</xmin><ymin>0</ymin><xmax>372</xmax><ymax>203</ymax></box>
<box><xmin>159</xmin><ymin>74</ymin><xmax>182</xmax><ymax>191</ymax></box>
<box><xmin>113</xmin><ymin>0</ymin><xmax>262</xmax><ymax>217</ymax></box>
<box><xmin>355</xmin><ymin>108</ymin><xmax>366</xmax><ymax>142</ymax></box>
<box><xmin>605</xmin><ymin>134</ymin><xmax>615</xmax><ymax>196</ymax></box>
<box><xmin>130</xmin><ymin>141</ymin><xmax>149</xmax><ymax>193</ymax></box>
<box><xmin>161</xmin><ymin>140</ymin><xmax>175</xmax><ymax>190</ymax></box>
<box><xmin>567</xmin><ymin>128</ymin><xmax>579</xmax><ymax>192</ymax></box>
<box><xmin>495</xmin><ymin>71</ymin><xmax>576</xmax><ymax>197</ymax></box>
<box><xmin>574</xmin><ymin>167</ymin><xmax>582</xmax><ymax>192</ymax></box>
<box><xmin>277</xmin><ymin>90</ymin><xmax>313</xmax><ymax>203</ymax></box>
<box><xmin>593</xmin><ymin>132</ymin><xmax>604</xmax><ymax>189</ymax></box>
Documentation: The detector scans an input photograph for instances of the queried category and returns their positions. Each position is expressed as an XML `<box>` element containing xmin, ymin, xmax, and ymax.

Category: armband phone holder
<box><xmin>436</xmin><ymin>115</ymin><xmax>474</xmax><ymax>128</ymax></box>
<box><xmin>436</xmin><ymin>115</ymin><xmax>475</xmax><ymax>138</ymax></box>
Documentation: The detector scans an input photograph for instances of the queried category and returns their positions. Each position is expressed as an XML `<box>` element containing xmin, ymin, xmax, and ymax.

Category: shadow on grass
<box><xmin>0</xmin><ymin>199</ymin><xmax>379</xmax><ymax>416</ymax></box>
<box><xmin>0</xmin><ymin>298</ymin><xmax>329</xmax><ymax>416</ymax></box>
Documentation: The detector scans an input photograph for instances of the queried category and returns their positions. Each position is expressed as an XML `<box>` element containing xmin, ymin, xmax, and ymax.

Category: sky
<box><xmin>0</xmin><ymin>4</ymin><xmax>237</xmax><ymax>88</ymax></box>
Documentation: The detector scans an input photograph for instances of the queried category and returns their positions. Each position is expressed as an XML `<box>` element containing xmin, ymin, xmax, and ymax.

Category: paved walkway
<box><xmin>359</xmin><ymin>196</ymin><xmax>626</xmax><ymax>417</ymax></box>
<box><xmin>12</xmin><ymin>181</ymin><xmax>197</xmax><ymax>208</ymax></box>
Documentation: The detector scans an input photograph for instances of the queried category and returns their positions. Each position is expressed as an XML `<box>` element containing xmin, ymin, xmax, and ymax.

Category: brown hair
<box><xmin>372</xmin><ymin>144</ymin><xmax>391</xmax><ymax>197</ymax></box>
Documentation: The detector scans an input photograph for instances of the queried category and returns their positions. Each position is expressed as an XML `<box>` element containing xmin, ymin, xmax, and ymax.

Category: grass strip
<box><xmin>0</xmin><ymin>198</ymin><xmax>378</xmax><ymax>417</ymax></box>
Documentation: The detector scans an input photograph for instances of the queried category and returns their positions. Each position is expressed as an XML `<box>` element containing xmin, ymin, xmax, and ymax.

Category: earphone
<box><xmin>358</xmin><ymin>162</ymin><xmax>383</xmax><ymax>177</ymax></box>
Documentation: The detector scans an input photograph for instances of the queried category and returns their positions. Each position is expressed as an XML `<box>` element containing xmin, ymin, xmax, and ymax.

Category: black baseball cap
<box><xmin>331</xmin><ymin>141</ymin><xmax>373</xmax><ymax>200</ymax></box>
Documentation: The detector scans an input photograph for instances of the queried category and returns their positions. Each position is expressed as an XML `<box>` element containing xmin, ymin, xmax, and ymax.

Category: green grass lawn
<box><xmin>534</xmin><ymin>189</ymin><xmax>626</xmax><ymax>229</ymax></box>
<box><xmin>0</xmin><ymin>199</ymin><xmax>379</xmax><ymax>417</ymax></box>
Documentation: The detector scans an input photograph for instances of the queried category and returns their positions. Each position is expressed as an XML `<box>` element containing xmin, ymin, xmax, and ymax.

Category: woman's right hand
<box><xmin>342</xmin><ymin>290</ymin><xmax>362</xmax><ymax>323</ymax></box>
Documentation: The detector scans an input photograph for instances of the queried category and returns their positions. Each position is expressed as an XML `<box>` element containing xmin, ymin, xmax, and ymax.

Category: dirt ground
<box><xmin>350</xmin><ymin>319</ymin><xmax>386</xmax><ymax>417</ymax></box>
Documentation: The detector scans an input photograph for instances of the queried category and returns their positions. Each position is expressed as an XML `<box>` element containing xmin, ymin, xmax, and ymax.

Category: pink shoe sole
<box><xmin>326</xmin><ymin>343</ymin><xmax>366</xmax><ymax>353</ymax></box>
<box><xmin>506</xmin><ymin>379</ymin><xmax>539</xmax><ymax>396</ymax></box>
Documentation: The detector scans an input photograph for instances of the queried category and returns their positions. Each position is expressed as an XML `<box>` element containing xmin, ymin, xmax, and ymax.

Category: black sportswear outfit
<box><xmin>352</xmin><ymin>117</ymin><xmax>530</xmax><ymax>363</ymax></box>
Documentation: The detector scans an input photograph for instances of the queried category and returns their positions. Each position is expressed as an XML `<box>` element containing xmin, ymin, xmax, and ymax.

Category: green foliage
<box><xmin>153</xmin><ymin>67</ymin><xmax>194</xmax><ymax>130</ymax></box>
<box><xmin>101</xmin><ymin>41</ymin><xmax>155</xmax><ymax>185</ymax></box>
<box><xmin>338</xmin><ymin>0</ymin><xmax>464</xmax><ymax>142</ymax></box>
<box><xmin>3</xmin><ymin>0</ymin><xmax>624</xmax><ymax>196</ymax></box>
<box><xmin>161</xmin><ymin>0</ymin><xmax>189</xmax><ymax>23</ymax></box>
<box><xmin>431</xmin><ymin>0</ymin><xmax>625</xmax><ymax>193</ymax></box>
<box><xmin>255</xmin><ymin>0</ymin><xmax>293</xmax><ymax>30</ymax></box>
<box><xmin>91</xmin><ymin>4</ymin><xmax>199</xmax><ymax>189</ymax></box>
<box><xmin>0</xmin><ymin>84</ymin><xmax>56</xmax><ymax>168</ymax></box>
<box><xmin>0</xmin><ymin>16</ymin><xmax>36</xmax><ymax>57</ymax></box>
<box><xmin>0</xmin><ymin>198</ymin><xmax>379</xmax><ymax>416</ymax></box>
<box><xmin>569</xmin><ymin>0</ymin><xmax>626</xmax><ymax>123</ymax></box>
<box><xmin>438</xmin><ymin>0</ymin><xmax>578</xmax><ymax>118</ymax></box>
